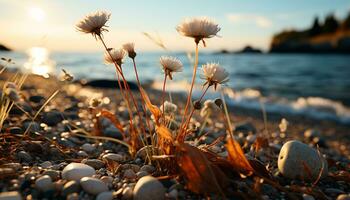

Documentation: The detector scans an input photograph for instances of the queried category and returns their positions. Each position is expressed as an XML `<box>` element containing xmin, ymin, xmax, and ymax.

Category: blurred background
<box><xmin>1</xmin><ymin>0</ymin><xmax>350</xmax><ymax>124</ymax></box>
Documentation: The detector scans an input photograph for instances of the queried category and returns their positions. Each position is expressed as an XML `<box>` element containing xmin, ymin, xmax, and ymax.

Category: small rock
<box><xmin>140</xmin><ymin>165</ymin><xmax>155</xmax><ymax>174</ymax></box>
<box><xmin>2</xmin><ymin>163</ymin><xmax>21</xmax><ymax>171</ymax></box>
<box><xmin>17</xmin><ymin>151</ymin><xmax>32</xmax><ymax>163</ymax></box>
<box><xmin>102</xmin><ymin>153</ymin><xmax>123</xmax><ymax>162</ymax></box>
<box><xmin>325</xmin><ymin>188</ymin><xmax>345</xmax><ymax>196</ymax></box>
<box><xmin>80</xmin><ymin>177</ymin><xmax>108</xmax><ymax>195</ymax></box>
<box><xmin>133</xmin><ymin>176</ymin><xmax>165</xmax><ymax>200</ymax></box>
<box><xmin>42</xmin><ymin>111</ymin><xmax>63</xmax><ymax>126</ymax></box>
<box><xmin>96</xmin><ymin>191</ymin><xmax>113</xmax><ymax>200</ymax></box>
<box><xmin>303</xmin><ymin>194</ymin><xmax>315</xmax><ymax>200</ymax></box>
<box><xmin>82</xmin><ymin>159</ymin><xmax>105</xmax><ymax>169</ymax></box>
<box><xmin>0</xmin><ymin>191</ymin><xmax>22</xmax><ymax>200</ymax></box>
<box><xmin>124</xmin><ymin>169</ymin><xmax>137</xmax><ymax>179</ymax></box>
<box><xmin>278</xmin><ymin>140</ymin><xmax>328</xmax><ymax>181</ymax></box>
<box><xmin>62</xmin><ymin>180</ymin><xmax>80</xmax><ymax>196</ymax></box>
<box><xmin>337</xmin><ymin>194</ymin><xmax>350</xmax><ymax>200</ymax></box>
<box><xmin>82</xmin><ymin>143</ymin><xmax>96</xmax><ymax>152</ymax></box>
<box><xmin>43</xmin><ymin>170</ymin><xmax>60</xmax><ymax>181</ymax></box>
<box><xmin>77</xmin><ymin>151</ymin><xmax>88</xmax><ymax>157</ymax></box>
<box><xmin>9</xmin><ymin>127</ymin><xmax>22</xmax><ymax>134</ymax></box>
<box><xmin>22</xmin><ymin>121</ymin><xmax>41</xmax><ymax>133</ymax></box>
<box><xmin>304</xmin><ymin>129</ymin><xmax>321</xmax><ymax>139</ymax></box>
<box><xmin>66</xmin><ymin>193</ymin><xmax>79</xmax><ymax>200</ymax></box>
<box><xmin>35</xmin><ymin>175</ymin><xmax>54</xmax><ymax>192</ymax></box>
<box><xmin>103</xmin><ymin>126</ymin><xmax>123</xmax><ymax>139</ymax></box>
<box><xmin>234</xmin><ymin>122</ymin><xmax>256</xmax><ymax>134</ymax></box>
<box><xmin>40</xmin><ymin>161</ymin><xmax>52</xmax><ymax>169</ymax></box>
<box><xmin>122</xmin><ymin>187</ymin><xmax>133</xmax><ymax>200</ymax></box>
<box><xmin>62</xmin><ymin>163</ymin><xmax>95</xmax><ymax>181</ymax></box>
<box><xmin>29</xmin><ymin>95</ymin><xmax>45</xmax><ymax>103</ymax></box>
<box><xmin>168</xmin><ymin>189</ymin><xmax>178</xmax><ymax>199</ymax></box>
<box><xmin>136</xmin><ymin>171</ymin><xmax>148</xmax><ymax>179</ymax></box>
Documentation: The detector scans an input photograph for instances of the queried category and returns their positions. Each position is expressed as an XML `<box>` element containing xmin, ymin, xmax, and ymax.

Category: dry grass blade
<box><xmin>176</xmin><ymin>143</ymin><xmax>225</xmax><ymax>197</ymax></box>
<box><xmin>142</xmin><ymin>32</ymin><xmax>167</xmax><ymax>50</ymax></box>
<box><xmin>226</xmin><ymin>136</ymin><xmax>254</xmax><ymax>174</ymax></box>
<box><xmin>139</xmin><ymin>87</ymin><xmax>162</xmax><ymax>124</ymax></box>
<box><xmin>99</xmin><ymin>109</ymin><xmax>125</xmax><ymax>138</ymax></box>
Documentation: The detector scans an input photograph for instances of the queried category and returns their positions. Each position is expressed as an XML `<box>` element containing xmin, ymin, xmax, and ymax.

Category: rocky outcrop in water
<box><xmin>0</xmin><ymin>44</ymin><xmax>11</xmax><ymax>51</ymax></box>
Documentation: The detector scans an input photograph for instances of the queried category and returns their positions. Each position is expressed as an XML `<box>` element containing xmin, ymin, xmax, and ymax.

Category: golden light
<box><xmin>28</xmin><ymin>7</ymin><xmax>46</xmax><ymax>22</ymax></box>
<box><xmin>24</xmin><ymin>47</ymin><xmax>55</xmax><ymax>78</ymax></box>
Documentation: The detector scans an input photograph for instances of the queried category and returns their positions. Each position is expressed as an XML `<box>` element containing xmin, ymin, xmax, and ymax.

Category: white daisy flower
<box><xmin>76</xmin><ymin>11</ymin><xmax>111</xmax><ymax>37</ymax></box>
<box><xmin>160</xmin><ymin>101</ymin><xmax>178</xmax><ymax>115</ymax></box>
<box><xmin>122</xmin><ymin>43</ymin><xmax>136</xmax><ymax>59</ymax></box>
<box><xmin>159</xmin><ymin>56</ymin><xmax>183</xmax><ymax>80</ymax></box>
<box><xmin>201</xmin><ymin>63</ymin><xmax>229</xmax><ymax>89</ymax></box>
<box><xmin>200</xmin><ymin>99</ymin><xmax>221</xmax><ymax>117</ymax></box>
<box><xmin>104</xmin><ymin>48</ymin><xmax>126</xmax><ymax>66</ymax></box>
<box><xmin>176</xmin><ymin>17</ymin><xmax>221</xmax><ymax>44</ymax></box>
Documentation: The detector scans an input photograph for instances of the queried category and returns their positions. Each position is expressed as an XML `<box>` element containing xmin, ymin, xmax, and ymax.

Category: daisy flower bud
<box><xmin>76</xmin><ymin>11</ymin><xmax>111</xmax><ymax>38</ymax></box>
<box><xmin>159</xmin><ymin>101</ymin><xmax>178</xmax><ymax>115</ymax></box>
<box><xmin>201</xmin><ymin>63</ymin><xmax>229</xmax><ymax>90</ymax></box>
<box><xmin>122</xmin><ymin>43</ymin><xmax>136</xmax><ymax>59</ymax></box>
<box><xmin>159</xmin><ymin>56</ymin><xmax>183</xmax><ymax>80</ymax></box>
<box><xmin>176</xmin><ymin>17</ymin><xmax>220</xmax><ymax>45</ymax></box>
<box><xmin>104</xmin><ymin>48</ymin><xmax>126</xmax><ymax>66</ymax></box>
<box><xmin>3</xmin><ymin>82</ymin><xmax>20</xmax><ymax>102</ymax></box>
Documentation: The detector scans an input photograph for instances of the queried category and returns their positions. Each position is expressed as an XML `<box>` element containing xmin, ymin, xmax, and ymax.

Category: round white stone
<box><xmin>62</xmin><ymin>163</ymin><xmax>95</xmax><ymax>181</ymax></box>
<box><xmin>278</xmin><ymin>140</ymin><xmax>328</xmax><ymax>181</ymax></box>
<box><xmin>80</xmin><ymin>177</ymin><xmax>108</xmax><ymax>195</ymax></box>
<box><xmin>35</xmin><ymin>175</ymin><xmax>54</xmax><ymax>192</ymax></box>
<box><xmin>102</xmin><ymin>153</ymin><xmax>123</xmax><ymax>162</ymax></box>
<box><xmin>96</xmin><ymin>191</ymin><xmax>113</xmax><ymax>200</ymax></box>
<box><xmin>133</xmin><ymin>176</ymin><xmax>165</xmax><ymax>200</ymax></box>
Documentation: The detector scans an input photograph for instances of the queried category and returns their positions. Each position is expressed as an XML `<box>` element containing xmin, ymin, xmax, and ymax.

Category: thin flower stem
<box><xmin>178</xmin><ymin>85</ymin><xmax>210</xmax><ymax>141</ymax></box>
<box><xmin>179</xmin><ymin>43</ymin><xmax>199</xmax><ymax>133</ymax></box>
<box><xmin>161</xmin><ymin>72</ymin><xmax>167</xmax><ymax>121</ymax></box>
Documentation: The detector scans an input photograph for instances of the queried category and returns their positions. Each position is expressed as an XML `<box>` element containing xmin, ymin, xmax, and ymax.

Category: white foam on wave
<box><xmin>151</xmin><ymin>80</ymin><xmax>350</xmax><ymax>125</ymax></box>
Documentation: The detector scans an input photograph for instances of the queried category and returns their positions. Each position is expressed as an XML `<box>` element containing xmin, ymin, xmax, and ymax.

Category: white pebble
<box><xmin>80</xmin><ymin>177</ymin><xmax>108</xmax><ymax>195</ymax></box>
<box><xmin>35</xmin><ymin>175</ymin><xmax>54</xmax><ymax>192</ymax></box>
<box><xmin>62</xmin><ymin>163</ymin><xmax>95</xmax><ymax>181</ymax></box>
<box><xmin>102</xmin><ymin>153</ymin><xmax>123</xmax><ymax>162</ymax></box>
<box><xmin>133</xmin><ymin>176</ymin><xmax>165</xmax><ymax>200</ymax></box>
<box><xmin>96</xmin><ymin>191</ymin><xmax>113</xmax><ymax>200</ymax></box>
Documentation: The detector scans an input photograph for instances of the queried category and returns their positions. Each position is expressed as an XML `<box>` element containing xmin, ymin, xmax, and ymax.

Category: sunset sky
<box><xmin>0</xmin><ymin>0</ymin><xmax>349</xmax><ymax>52</ymax></box>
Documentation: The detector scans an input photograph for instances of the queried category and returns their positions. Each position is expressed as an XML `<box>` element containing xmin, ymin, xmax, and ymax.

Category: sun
<box><xmin>28</xmin><ymin>6</ymin><xmax>46</xmax><ymax>22</ymax></box>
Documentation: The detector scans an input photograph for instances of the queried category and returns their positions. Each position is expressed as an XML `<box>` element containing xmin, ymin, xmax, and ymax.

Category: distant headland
<box><xmin>0</xmin><ymin>43</ymin><xmax>11</xmax><ymax>51</ymax></box>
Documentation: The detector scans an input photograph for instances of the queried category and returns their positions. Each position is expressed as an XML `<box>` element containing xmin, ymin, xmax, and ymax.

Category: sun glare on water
<box><xmin>28</xmin><ymin>6</ymin><xmax>46</xmax><ymax>22</ymax></box>
<box><xmin>24</xmin><ymin>47</ymin><xmax>55</xmax><ymax>78</ymax></box>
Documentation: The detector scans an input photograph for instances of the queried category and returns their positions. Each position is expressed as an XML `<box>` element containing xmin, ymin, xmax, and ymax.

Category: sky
<box><xmin>0</xmin><ymin>0</ymin><xmax>349</xmax><ymax>52</ymax></box>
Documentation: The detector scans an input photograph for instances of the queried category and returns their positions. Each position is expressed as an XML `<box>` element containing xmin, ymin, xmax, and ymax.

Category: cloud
<box><xmin>227</xmin><ymin>14</ymin><xmax>273</xmax><ymax>28</ymax></box>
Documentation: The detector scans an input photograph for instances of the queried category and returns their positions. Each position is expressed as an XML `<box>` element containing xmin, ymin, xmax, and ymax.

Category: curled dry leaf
<box><xmin>176</xmin><ymin>143</ymin><xmax>226</xmax><ymax>196</ymax></box>
<box><xmin>226</xmin><ymin>136</ymin><xmax>254</xmax><ymax>175</ymax></box>
<box><xmin>99</xmin><ymin>109</ymin><xmax>125</xmax><ymax>138</ymax></box>
<box><xmin>156</xmin><ymin>125</ymin><xmax>174</xmax><ymax>155</ymax></box>
<box><xmin>139</xmin><ymin>87</ymin><xmax>162</xmax><ymax>124</ymax></box>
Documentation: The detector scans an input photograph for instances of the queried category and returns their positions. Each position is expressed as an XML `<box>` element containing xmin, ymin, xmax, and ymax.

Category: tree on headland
<box><xmin>342</xmin><ymin>11</ymin><xmax>350</xmax><ymax>29</ymax></box>
<box><xmin>309</xmin><ymin>16</ymin><xmax>322</xmax><ymax>36</ymax></box>
<box><xmin>322</xmin><ymin>14</ymin><xmax>339</xmax><ymax>33</ymax></box>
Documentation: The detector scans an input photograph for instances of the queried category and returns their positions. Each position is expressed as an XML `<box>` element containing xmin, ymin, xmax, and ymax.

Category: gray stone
<box><xmin>133</xmin><ymin>176</ymin><xmax>165</xmax><ymax>200</ymax></box>
<box><xmin>140</xmin><ymin>165</ymin><xmax>155</xmax><ymax>174</ymax></box>
<box><xmin>40</xmin><ymin>161</ymin><xmax>52</xmax><ymax>169</ymax></box>
<box><xmin>303</xmin><ymin>194</ymin><xmax>315</xmax><ymax>200</ymax></box>
<box><xmin>62</xmin><ymin>163</ymin><xmax>95</xmax><ymax>181</ymax></box>
<box><xmin>66</xmin><ymin>193</ymin><xmax>79</xmax><ymax>200</ymax></box>
<box><xmin>82</xmin><ymin>159</ymin><xmax>105</xmax><ymax>169</ymax></box>
<box><xmin>96</xmin><ymin>191</ymin><xmax>113</xmax><ymax>200</ymax></box>
<box><xmin>77</xmin><ymin>151</ymin><xmax>88</xmax><ymax>157</ymax></box>
<box><xmin>42</xmin><ymin>111</ymin><xmax>63</xmax><ymax>126</ymax></box>
<box><xmin>124</xmin><ymin>169</ymin><xmax>137</xmax><ymax>179</ymax></box>
<box><xmin>122</xmin><ymin>187</ymin><xmax>133</xmax><ymax>200</ymax></box>
<box><xmin>9</xmin><ymin>127</ymin><xmax>22</xmax><ymax>134</ymax></box>
<box><xmin>35</xmin><ymin>175</ymin><xmax>54</xmax><ymax>192</ymax></box>
<box><xmin>278</xmin><ymin>140</ymin><xmax>328</xmax><ymax>181</ymax></box>
<box><xmin>62</xmin><ymin>180</ymin><xmax>80</xmax><ymax>196</ymax></box>
<box><xmin>136</xmin><ymin>171</ymin><xmax>148</xmax><ymax>179</ymax></box>
<box><xmin>22</xmin><ymin>121</ymin><xmax>41</xmax><ymax>133</ymax></box>
<box><xmin>81</xmin><ymin>143</ymin><xmax>95</xmax><ymax>152</ymax></box>
<box><xmin>80</xmin><ymin>177</ymin><xmax>108</xmax><ymax>195</ymax></box>
<box><xmin>43</xmin><ymin>170</ymin><xmax>60</xmax><ymax>181</ymax></box>
<box><xmin>17</xmin><ymin>151</ymin><xmax>32</xmax><ymax>163</ymax></box>
<box><xmin>103</xmin><ymin>126</ymin><xmax>123</xmax><ymax>139</ymax></box>
<box><xmin>102</xmin><ymin>153</ymin><xmax>123</xmax><ymax>162</ymax></box>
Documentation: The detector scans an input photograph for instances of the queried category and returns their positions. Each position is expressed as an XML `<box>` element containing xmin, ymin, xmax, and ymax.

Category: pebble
<box><xmin>124</xmin><ymin>169</ymin><xmax>137</xmax><ymax>179</ymax></box>
<box><xmin>62</xmin><ymin>163</ymin><xmax>95</xmax><ymax>181</ymax></box>
<box><xmin>337</xmin><ymin>194</ymin><xmax>350</xmax><ymax>200</ymax></box>
<box><xmin>35</xmin><ymin>175</ymin><xmax>54</xmax><ymax>192</ymax></box>
<box><xmin>133</xmin><ymin>176</ymin><xmax>165</xmax><ymax>200</ymax></box>
<box><xmin>140</xmin><ymin>165</ymin><xmax>155</xmax><ymax>174</ymax></box>
<box><xmin>40</xmin><ymin>161</ymin><xmax>52</xmax><ymax>169</ymax></box>
<box><xmin>42</xmin><ymin>111</ymin><xmax>63</xmax><ymax>126</ymax></box>
<box><xmin>82</xmin><ymin>159</ymin><xmax>105</xmax><ymax>169</ymax></box>
<box><xmin>82</xmin><ymin>143</ymin><xmax>96</xmax><ymax>152</ymax></box>
<box><xmin>62</xmin><ymin>180</ymin><xmax>80</xmax><ymax>196</ymax></box>
<box><xmin>80</xmin><ymin>177</ymin><xmax>109</xmax><ymax>195</ymax></box>
<box><xmin>102</xmin><ymin>153</ymin><xmax>124</xmax><ymax>162</ymax></box>
<box><xmin>103</xmin><ymin>126</ymin><xmax>123</xmax><ymax>139</ymax></box>
<box><xmin>136</xmin><ymin>171</ymin><xmax>149</xmax><ymax>179</ymax></box>
<box><xmin>303</xmin><ymin>194</ymin><xmax>315</xmax><ymax>200</ymax></box>
<box><xmin>66</xmin><ymin>193</ymin><xmax>79</xmax><ymax>200</ymax></box>
<box><xmin>168</xmin><ymin>189</ymin><xmax>178</xmax><ymax>199</ymax></box>
<box><xmin>0</xmin><ymin>191</ymin><xmax>22</xmax><ymax>200</ymax></box>
<box><xmin>77</xmin><ymin>150</ymin><xmax>88</xmax><ymax>157</ymax></box>
<box><xmin>29</xmin><ymin>95</ymin><xmax>45</xmax><ymax>103</ymax></box>
<box><xmin>96</xmin><ymin>191</ymin><xmax>113</xmax><ymax>200</ymax></box>
<box><xmin>42</xmin><ymin>170</ymin><xmax>60</xmax><ymax>181</ymax></box>
<box><xmin>9</xmin><ymin>127</ymin><xmax>22</xmax><ymax>134</ymax></box>
<box><xmin>278</xmin><ymin>140</ymin><xmax>328</xmax><ymax>181</ymax></box>
<box><xmin>17</xmin><ymin>151</ymin><xmax>32</xmax><ymax>163</ymax></box>
<box><xmin>22</xmin><ymin>121</ymin><xmax>41</xmax><ymax>133</ymax></box>
<box><xmin>304</xmin><ymin>129</ymin><xmax>321</xmax><ymax>139</ymax></box>
<box><xmin>325</xmin><ymin>188</ymin><xmax>345</xmax><ymax>196</ymax></box>
<box><xmin>122</xmin><ymin>187</ymin><xmax>133</xmax><ymax>200</ymax></box>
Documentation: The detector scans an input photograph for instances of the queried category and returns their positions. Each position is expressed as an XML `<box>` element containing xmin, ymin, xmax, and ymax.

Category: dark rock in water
<box><xmin>83</xmin><ymin>79</ymin><xmax>139</xmax><ymax>90</ymax></box>
<box><xmin>0</xmin><ymin>43</ymin><xmax>11</xmax><ymax>51</ymax></box>
<box><xmin>236</xmin><ymin>46</ymin><xmax>262</xmax><ymax>53</ymax></box>
<box><xmin>42</xmin><ymin>111</ymin><xmax>63</xmax><ymax>126</ymax></box>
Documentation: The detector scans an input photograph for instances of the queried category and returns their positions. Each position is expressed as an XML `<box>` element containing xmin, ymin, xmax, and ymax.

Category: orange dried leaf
<box><xmin>226</xmin><ymin>136</ymin><xmax>254</xmax><ymax>174</ymax></box>
<box><xmin>156</xmin><ymin>125</ymin><xmax>174</xmax><ymax>142</ymax></box>
<box><xmin>176</xmin><ymin>143</ymin><xmax>225</xmax><ymax>196</ymax></box>
<box><xmin>99</xmin><ymin>109</ymin><xmax>125</xmax><ymax>138</ymax></box>
<box><xmin>253</xmin><ymin>136</ymin><xmax>269</xmax><ymax>153</ymax></box>
<box><xmin>139</xmin><ymin>87</ymin><xmax>162</xmax><ymax>124</ymax></box>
